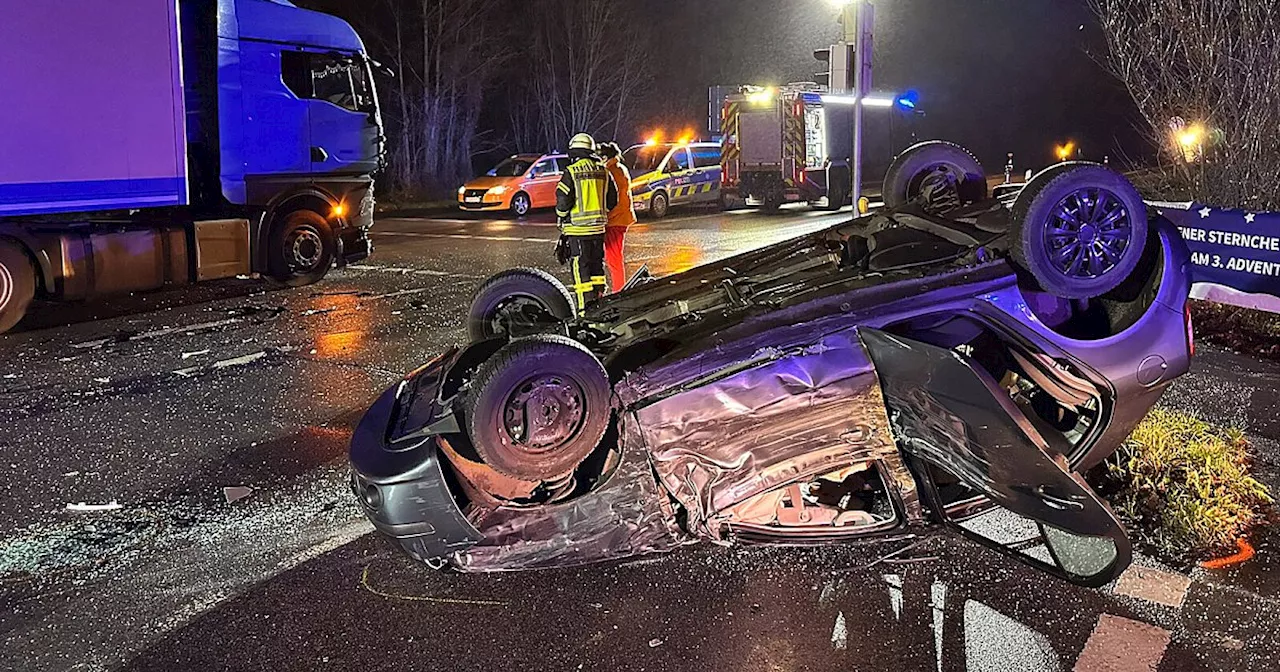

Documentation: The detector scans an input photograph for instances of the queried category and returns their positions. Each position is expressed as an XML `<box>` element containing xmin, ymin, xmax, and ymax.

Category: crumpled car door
<box><xmin>860</xmin><ymin>328</ymin><xmax>1132</xmax><ymax>588</ymax></box>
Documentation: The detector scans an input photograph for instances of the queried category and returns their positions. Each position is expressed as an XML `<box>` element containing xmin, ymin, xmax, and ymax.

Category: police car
<box><xmin>623</xmin><ymin>141</ymin><xmax>721</xmax><ymax>219</ymax></box>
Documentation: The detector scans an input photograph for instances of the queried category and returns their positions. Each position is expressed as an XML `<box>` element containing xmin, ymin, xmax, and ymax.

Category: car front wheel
<box><xmin>465</xmin><ymin>335</ymin><xmax>611</xmax><ymax>481</ymax></box>
<box><xmin>511</xmin><ymin>192</ymin><xmax>532</xmax><ymax>218</ymax></box>
<box><xmin>649</xmin><ymin>191</ymin><xmax>670</xmax><ymax>219</ymax></box>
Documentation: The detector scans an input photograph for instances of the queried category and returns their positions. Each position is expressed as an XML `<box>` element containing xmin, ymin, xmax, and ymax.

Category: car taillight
<box><xmin>1185</xmin><ymin>304</ymin><xmax>1195</xmax><ymax>357</ymax></box>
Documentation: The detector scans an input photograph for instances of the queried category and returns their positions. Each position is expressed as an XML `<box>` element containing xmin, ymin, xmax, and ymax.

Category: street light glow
<box><xmin>1055</xmin><ymin>141</ymin><xmax>1076</xmax><ymax>162</ymax></box>
<box><xmin>1177</xmin><ymin>124</ymin><xmax>1205</xmax><ymax>148</ymax></box>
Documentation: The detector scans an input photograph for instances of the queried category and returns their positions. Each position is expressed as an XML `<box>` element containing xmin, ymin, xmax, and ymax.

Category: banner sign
<box><xmin>1151</xmin><ymin>201</ymin><xmax>1280</xmax><ymax>313</ymax></box>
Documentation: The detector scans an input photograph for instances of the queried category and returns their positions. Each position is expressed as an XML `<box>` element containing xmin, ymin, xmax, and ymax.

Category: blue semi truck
<box><xmin>0</xmin><ymin>0</ymin><xmax>384</xmax><ymax>333</ymax></box>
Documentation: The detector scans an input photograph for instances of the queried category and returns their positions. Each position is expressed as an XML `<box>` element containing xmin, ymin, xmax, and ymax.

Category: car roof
<box><xmin>510</xmin><ymin>153</ymin><xmax>567</xmax><ymax>161</ymax></box>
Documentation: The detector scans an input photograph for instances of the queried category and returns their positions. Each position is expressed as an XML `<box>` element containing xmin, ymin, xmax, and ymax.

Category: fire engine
<box><xmin>720</xmin><ymin>84</ymin><xmax>854</xmax><ymax>212</ymax></box>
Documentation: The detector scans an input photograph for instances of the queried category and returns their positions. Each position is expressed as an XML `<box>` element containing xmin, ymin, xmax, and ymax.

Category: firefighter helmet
<box><xmin>569</xmin><ymin>133</ymin><xmax>596</xmax><ymax>152</ymax></box>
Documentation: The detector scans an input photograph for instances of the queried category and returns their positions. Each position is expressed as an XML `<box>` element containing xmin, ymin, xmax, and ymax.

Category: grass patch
<box><xmin>1189</xmin><ymin>300</ymin><xmax>1280</xmax><ymax>359</ymax></box>
<box><xmin>1099</xmin><ymin>408</ymin><xmax>1273</xmax><ymax>563</ymax></box>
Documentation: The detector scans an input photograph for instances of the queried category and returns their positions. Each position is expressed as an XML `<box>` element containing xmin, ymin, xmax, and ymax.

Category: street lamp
<box><xmin>1054</xmin><ymin>141</ymin><xmax>1076</xmax><ymax>163</ymax></box>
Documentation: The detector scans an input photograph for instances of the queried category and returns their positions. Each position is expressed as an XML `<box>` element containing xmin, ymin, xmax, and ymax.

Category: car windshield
<box><xmin>488</xmin><ymin>159</ymin><xmax>532</xmax><ymax>177</ymax></box>
<box><xmin>623</xmin><ymin>146</ymin><xmax>666</xmax><ymax>174</ymax></box>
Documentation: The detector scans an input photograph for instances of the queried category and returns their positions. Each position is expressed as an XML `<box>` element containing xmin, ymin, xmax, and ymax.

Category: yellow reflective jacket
<box><xmin>556</xmin><ymin>155</ymin><xmax>618</xmax><ymax>236</ymax></box>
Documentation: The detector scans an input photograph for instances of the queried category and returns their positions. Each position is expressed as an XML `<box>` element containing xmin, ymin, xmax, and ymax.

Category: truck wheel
<box><xmin>649</xmin><ymin>191</ymin><xmax>670</xmax><ymax>220</ymax></box>
<box><xmin>1009</xmin><ymin>163</ymin><xmax>1148</xmax><ymax>299</ymax></box>
<box><xmin>821</xmin><ymin>176</ymin><xmax>849</xmax><ymax>212</ymax></box>
<box><xmin>268</xmin><ymin>209</ymin><xmax>336</xmax><ymax>287</ymax></box>
<box><xmin>883</xmin><ymin>141</ymin><xmax>987</xmax><ymax>215</ymax></box>
<box><xmin>467</xmin><ymin>268</ymin><xmax>574</xmax><ymax>341</ymax></box>
<box><xmin>465</xmin><ymin>334</ymin><xmax>611</xmax><ymax>481</ymax></box>
<box><xmin>0</xmin><ymin>241</ymin><xmax>35</xmax><ymax>334</ymax></box>
<box><xmin>762</xmin><ymin>192</ymin><xmax>784</xmax><ymax>213</ymax></box>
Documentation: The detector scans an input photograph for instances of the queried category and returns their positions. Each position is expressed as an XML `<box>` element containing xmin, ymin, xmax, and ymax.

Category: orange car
<box><xmin>458</xmin><ymin>153</ymin><xmax>570</xmax><ymax>217</ymax></box>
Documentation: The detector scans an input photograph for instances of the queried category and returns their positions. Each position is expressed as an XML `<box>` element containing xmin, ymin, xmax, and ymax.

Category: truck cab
<box><xmin>0</xmin><ymin>0</ymin><xmax>385</xmax><ymax>333</ymax></box>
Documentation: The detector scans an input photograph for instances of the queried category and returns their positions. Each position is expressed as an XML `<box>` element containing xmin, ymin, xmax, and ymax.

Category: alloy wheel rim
<box><xmin>1044</xmin><ymin>187</ymin><xmax>1131</xmax><ymax>279</ymax></box>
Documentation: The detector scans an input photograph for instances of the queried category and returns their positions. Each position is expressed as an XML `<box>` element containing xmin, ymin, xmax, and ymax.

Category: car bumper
<box><xmin>348</xmin><ymin>348</ymin><xmax>482</xmax><ymax>560</ymax></box>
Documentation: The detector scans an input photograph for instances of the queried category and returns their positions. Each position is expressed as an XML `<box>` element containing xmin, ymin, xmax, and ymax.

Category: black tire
<box><xmin>465</xmin><ymin>334</ymin><xmax>611</xmax><ymax>481</ymax></box>
<box><xmin>510</xmin><ymin>192</ymin><xmax>532</xmax><ymax>218</ymax></box>
<box><xmin>267</xmin><ymin>209</ymin><xmax>336</xmax><ymax>287</ymax></box>
<box><xmin>821</xmin><ymin>170</ymin><xmax>849</xmax><ymax>212</ymax></box>
<box><xmin>1009</xmin><ymin>163</ymin><xmax>1148</xmax><ymax>300</ymax></box>
<box><xmin>762</xmin><ymin>192</ymin><xmax>784</xmax><ymax>213</ymax></box>
<box><xmin>0</xmin><ymin>240</ymin><xmax>36</xmax><ymax>334</ymax></box>
<box><xmin>649</xmin><ymin>191</ymin><xmax>670</xmax><ymax>219</ymax></box>
<box><xmin>467</xmin><ymin>268</ymin><xmax>575</xmax><ymax>342</ymax></box>
<box><xmin>883</xmin><ymin>141</ymin><xmax>988</xmax><ymax>215</ymax></box>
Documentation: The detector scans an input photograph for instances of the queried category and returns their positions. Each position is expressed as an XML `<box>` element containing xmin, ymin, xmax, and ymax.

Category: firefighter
<box><xmin>597</xmin><ymin>142</ymin><xmax>636</xmax><ymax>292</ymax></box>
<box><xmin>556</xmin><ymin>133</ymin><xmax>617</xmax><ymax>312</ymax></box>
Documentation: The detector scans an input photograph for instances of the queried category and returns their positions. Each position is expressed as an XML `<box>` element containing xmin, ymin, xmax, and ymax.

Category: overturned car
<box><xmin>349</xmin><ymin>142</ymin><xmax>1193</xmax><ymax>587</ymax></box>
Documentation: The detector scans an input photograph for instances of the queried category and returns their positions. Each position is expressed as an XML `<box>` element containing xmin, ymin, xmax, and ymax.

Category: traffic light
<box><xmin>814</xmin><ymin>43</ymin><xmax>852</xmax><ymax>93</ymax></box>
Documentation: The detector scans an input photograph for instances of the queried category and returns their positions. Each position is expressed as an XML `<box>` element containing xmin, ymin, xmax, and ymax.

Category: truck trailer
<box><xmin>720</xmin><ymin>85</ymin><xmax>852</xmax><ymax>212</ymax></box>
<box><xmin>0</xmin><ymin>0</ymin><xmax>384</xmax><ymax>333</ymax></box>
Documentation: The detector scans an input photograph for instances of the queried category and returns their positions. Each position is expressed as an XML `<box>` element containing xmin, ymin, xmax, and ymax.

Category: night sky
<box><xmin>302</xmin><ymin>0</ymin><xmax>1147</xmax><ymax>178</ymax></box>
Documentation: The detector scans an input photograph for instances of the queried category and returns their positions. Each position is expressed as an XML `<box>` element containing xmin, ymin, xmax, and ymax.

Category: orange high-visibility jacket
<box><xmin>605</xmin><ymin>157</ymin><xmax>637</xmax><ymax>228</ymax></box>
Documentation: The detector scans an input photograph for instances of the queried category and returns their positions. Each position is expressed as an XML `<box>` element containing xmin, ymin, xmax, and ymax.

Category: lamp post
<box><xmin>832</xmin><ymin>0</ymin><xmax>873</xmax><ymax>210</ymax></box>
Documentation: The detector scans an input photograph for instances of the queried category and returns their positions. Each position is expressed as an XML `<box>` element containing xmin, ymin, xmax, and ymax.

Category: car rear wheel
<box><xmin>467</xmin><ymin>268</ymin><xmax>574</xmax><ymax>341</ymax></box>
<box><xmin>1009</xmin><ymin>163</ymin><xmax>1148</xmax><ymax>300</ymax></box>
<box><xmin>883</xmin><ymin>141</ymin><xmax>988</xmax><ymax>215</ymax></box>
<box><xmin>649</xmin><ymin>191</ymin><xmax>670</xmax><ymax>219</ymax></box>
<box><xmin>268</xmin><ymin>209</ymin><xmax>335</xmax><ymax>287</ymax></box>
<box><xmin>511</xmin><ymin>192</ymin><xmax>532</xmax><ymax>217</ymax></box>
<box><xmin>465</xmin><ymin>335</ymin><xmax>611</xmax><ymax>481</ymax></box>
<box><xmin>0</xmin><ymin>240</ymin><xmax>36</xmax><ymax>334</ymax></box>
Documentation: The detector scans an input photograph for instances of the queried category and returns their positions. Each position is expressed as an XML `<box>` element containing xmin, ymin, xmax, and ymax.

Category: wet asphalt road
<box><xmin>2</xmin><ymin>203</ymin><xmax>1278</xmax><ymax>671</ymax></box>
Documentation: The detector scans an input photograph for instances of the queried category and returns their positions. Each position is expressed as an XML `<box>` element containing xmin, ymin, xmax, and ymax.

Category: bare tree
<box><xmin>367</xmin><ymin>0</ymin><xmax>513</xmax><ymax>198</ymax></box>
<box><xmin>1093</xmin><ymin>0</ymin><xmax>1280</xmax><ymax>209</ymax></box>
<box><xmin>519</xmin><ymin>0</ymin><xmax>653</xmax><ymax>151</ymax></box>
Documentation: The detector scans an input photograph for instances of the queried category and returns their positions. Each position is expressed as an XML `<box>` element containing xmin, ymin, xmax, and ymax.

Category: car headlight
<box><xmin>491</xmin><ymin>185</ymin><xmax>509</xmax><ymax>195</ymax></box>
<box><xmin>458</xmin><ymin>186</ymin><xmax>467</xmax><ymax>195</ymax></box>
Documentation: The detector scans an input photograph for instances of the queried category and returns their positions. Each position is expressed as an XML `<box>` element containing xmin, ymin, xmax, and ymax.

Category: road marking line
<box><xmin>1073</xmin><ymin>614</ymin><xmax>1170</xmax><ymax>672</ymax></box>
<box><xmin>1113</xmin><ymin>565</ymin><xmax>1192</xmax><ymax>609</ymax></box>
<box><xmin>72</xmin><ymin>317</ymin><xmax>246</xmax><ymax>349</ymax></box>
<box><xmin>359</xmin><ymin>562</ymin><xmax>508</xmax><ymax>607</ymax></box>
<box><xmin>373</xmin><ymin>231</ymin><xmax>553</xmax><ymax>244</ymax></box>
